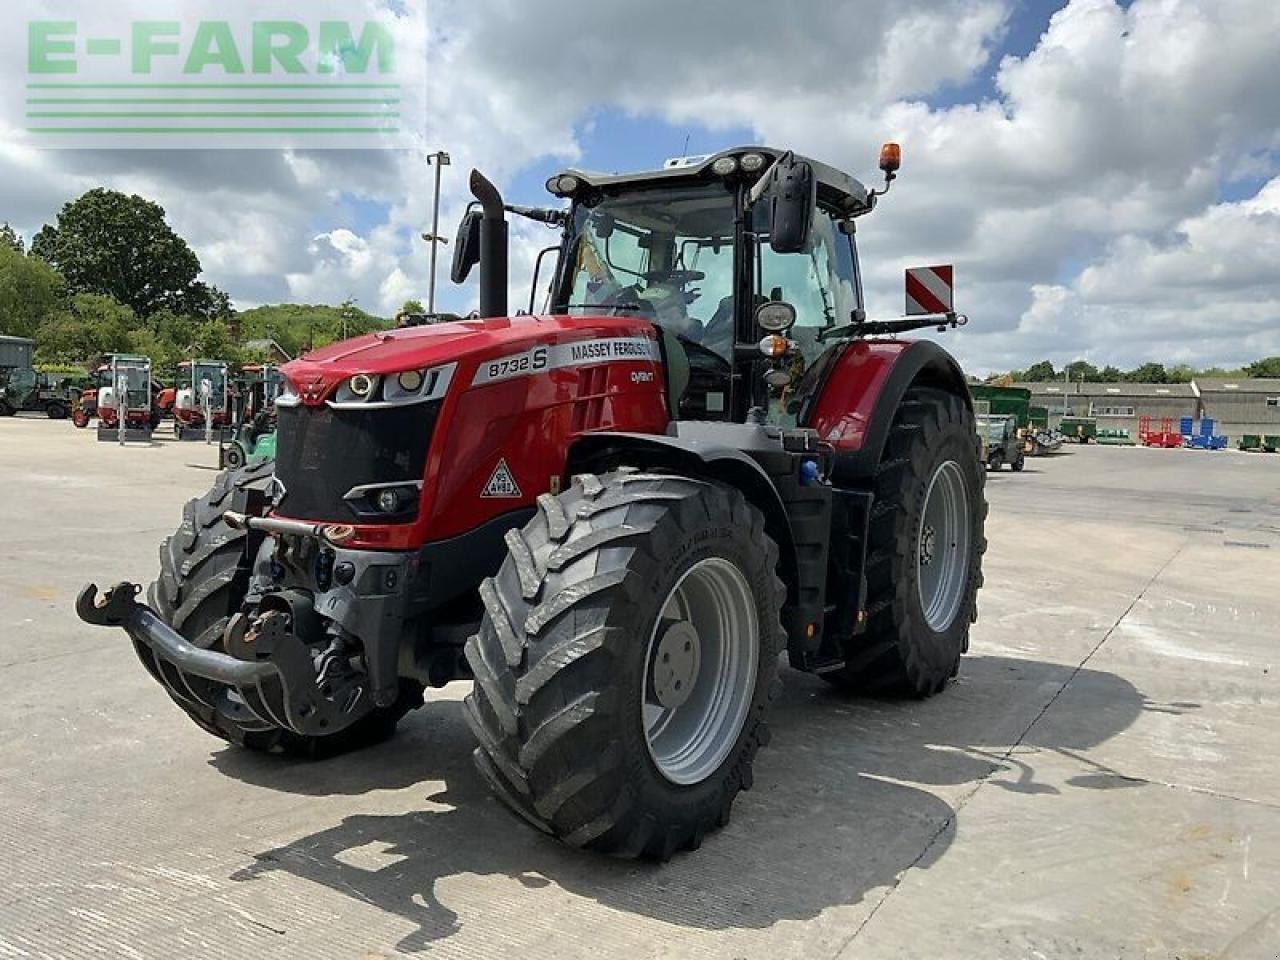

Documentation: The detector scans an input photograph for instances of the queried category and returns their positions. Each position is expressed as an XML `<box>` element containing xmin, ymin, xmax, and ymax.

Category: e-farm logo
<box><xmin>18</xmin><ymin>4</ymin><xmax>426</xmax><ymax>149</ymax></box>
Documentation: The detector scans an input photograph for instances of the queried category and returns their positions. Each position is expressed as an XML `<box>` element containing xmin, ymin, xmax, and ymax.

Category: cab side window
<box><xmin>756</xmin><ymin>208</ymin><xmax>858</xmax><ymax>361</ymax></box>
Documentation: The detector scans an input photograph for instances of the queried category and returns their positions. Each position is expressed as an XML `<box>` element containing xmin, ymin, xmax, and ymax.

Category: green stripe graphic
<box><xmin>27</xmin><ymin>98</ymin><xmax>400</xmax><ymax>104</ymax></box>
<box><xmin>27</xmin><ymin>82</ymin><xmax>401</xmax><ymax>90</ymax></box>
<box><xmin>29</xmin><ymin>112</ymin><xmax>401</xmax><ymax>119</ymax></box>
<box><xmin>28</xmin><ymin>127</ymin><xmax>401</xmax><ymax>134</ymax></box>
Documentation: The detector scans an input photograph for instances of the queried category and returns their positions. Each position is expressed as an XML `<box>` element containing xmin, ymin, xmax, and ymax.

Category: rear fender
<box><xmin>802</xmin><ymin>339</ymin><xmax>971</xmax><ymax>482</ymax></box>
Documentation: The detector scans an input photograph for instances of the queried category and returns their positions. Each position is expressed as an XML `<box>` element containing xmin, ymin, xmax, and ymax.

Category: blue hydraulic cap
<box><xmin>799</xmin><ymin>459</ymin><xmax>821</xmax><ymax>486</ymax></box>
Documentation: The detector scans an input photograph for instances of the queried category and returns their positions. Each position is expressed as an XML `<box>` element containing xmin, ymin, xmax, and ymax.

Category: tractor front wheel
<box><xmin>825</xmin><ymin>388</ymin><xmax>986</xmax><ymax>696</ymax></box>
<box><xmin>46</xmin><ymin>401</ymin><xmax>68</xmax><ymax>420</ymax></box>
<box><xmin>465</xmin><ymin>472</ymin><xmax>784</xmax><ymax>859</ymax></box>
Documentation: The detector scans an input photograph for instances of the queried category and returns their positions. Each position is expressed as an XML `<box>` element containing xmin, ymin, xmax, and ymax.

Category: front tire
<box><xmin>146</xmin><ymin>459</ymin><xmax>421</xmax><ymax>756</ymax></box>
<box><xmin>826</xmin><ymin>388</ymin><xmax>986</xmax><ymax>696</ymax></box>
<box><xmin>465</xmin><ymin>472</ymin><xmax>785</xmax><ymax>859</ymax></box>
<box><xmin>46</xmin><ymin>402</ymin><xmax>68</xmax><ymax>420</ymax></box>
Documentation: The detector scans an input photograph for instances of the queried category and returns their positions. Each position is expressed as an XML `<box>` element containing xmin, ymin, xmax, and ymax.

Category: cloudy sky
<box><xmin>4</xmin><ymin>0</ymin><xmax>1279</xmax><ymax>373</ymax></box>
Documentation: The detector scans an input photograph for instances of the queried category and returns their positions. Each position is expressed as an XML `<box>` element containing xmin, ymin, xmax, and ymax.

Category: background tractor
<box><xmin>79</xmin><ymin>145</ymin><xmax>986</xmax><ymax>859</ymax></box>
<box><xmin>0</xmin><ymin>366</ymin><xmax>74</xmax><ymax>419</ymax></box>
<box><xmin>172</xmin><ymin>359</ymin><xmax>232</xmax><ymax>441</ymax></box>
<box><xmin>89</xmin><ymin>354</ymin><xmax>156</xmax><ymax>442</ymax></box>
<box><xmin>978</xmin><ymin>413</ymin><xmax>1025</xmax><ymax>471</ymax></box>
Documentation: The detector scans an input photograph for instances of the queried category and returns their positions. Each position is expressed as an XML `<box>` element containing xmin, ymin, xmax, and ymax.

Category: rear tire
<box><xmin>222</xmin><ymin>443</ymin><xmax>246</xmax><ymax>470</ymax></box>
<box><xmin>825</xmin><ymin>388</ymin><xmax>986</xmax><ymax>697</ymax></box>
<box><xmin>465</xmin><ymin>472</ymin><xmax>785</xmax><ymax>859</ymax></box>
<box><xmin>987</xmin><ymin>451</ymin><xmax>1003</xmax><ymax>472</ymax></box>
<box><xmin>146</xmin><ymin>459</ymin><xmax>421</xmax><ymax>757</ymax></box>
<box><xmin>0</xmin><ymin>401</ymin><xmax>14</xmax><ymax>417</ymax></box>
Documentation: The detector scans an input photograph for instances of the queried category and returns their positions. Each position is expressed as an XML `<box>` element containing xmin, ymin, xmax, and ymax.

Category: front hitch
<box><xmin>76</xmin><ymin>582</ymin><xmax>371</xmax><ymax>737</ymax></box>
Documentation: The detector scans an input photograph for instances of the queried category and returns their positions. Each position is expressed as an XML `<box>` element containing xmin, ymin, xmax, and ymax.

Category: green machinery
<box><xmin>218</xmin><ymin>364</ymin><xmax>282</xmax><ymax>469</ymax></box>
<box><xmin>970</xmin><ymin>385</ymin><xmax>1032</xmax><ymax>428</ymax></box>
<box><xmin>1059</xmin><ymin>416</ymin><xmax>1098</xmax><ymax>443</ymax></box>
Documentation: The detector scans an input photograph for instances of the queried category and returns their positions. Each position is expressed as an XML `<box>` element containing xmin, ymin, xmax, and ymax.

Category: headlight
<box><xmin>711</xmin><ymin>156</ymin><xmax>739</xmax><ymax>176</ymax></box>
<box><xmin>275</xmin><ymin>379</ymin><xmax>300</xmax><ymax>407</ymax></box>
<box><xmin>546</xmin><ymin>174</ymin><xmax>581</xmax><ymax>197</ymax></box>
<box><xmin>740</xmin><ymin>152</ymin><xmax>766</xmax><ymax>173</ymax></box>
<box><xmin>376</xmin><ymin>488</ymin><xmax>402</xmax><ymax>514</ymax></box>
<box><xmin>756</xmin><ymin>300</ymin><xmax>797</xmax><ymax>332</ymax></box>
<box><xmin>328</xmin><ymin>362</ymin><xmax>457</xmax><ymax>409</ymax></box>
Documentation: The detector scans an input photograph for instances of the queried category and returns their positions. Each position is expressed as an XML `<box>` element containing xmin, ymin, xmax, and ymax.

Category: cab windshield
<box><xmin>560</xmin><ymin>183</ymin><xmax>738</xmax><ymax>361</ymax></box>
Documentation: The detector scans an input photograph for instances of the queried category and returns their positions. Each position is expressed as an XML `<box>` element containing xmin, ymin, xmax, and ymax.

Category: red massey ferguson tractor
<box><xmin>78</xmin><ymin>145</ymin><xmax>986</xmax><ymax>859</ymax></box>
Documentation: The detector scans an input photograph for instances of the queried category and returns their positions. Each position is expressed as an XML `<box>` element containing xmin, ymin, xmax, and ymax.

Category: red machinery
<box><xmin>1139</xmin><ymin>416</ymin><xmax>1183</xmax><ymax>448</ymax></box>
<box><xmin>172</xmin><ymin>359</ymin><xmax>231</xmax><ymax>440</ymax></box>
<box><xmin>78</xmin><ymin>145</ymin><xmax>987</xmax><ymax>859</ymax></box>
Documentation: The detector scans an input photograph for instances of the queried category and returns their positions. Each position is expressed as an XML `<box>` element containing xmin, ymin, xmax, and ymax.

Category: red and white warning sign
<box><xmin>905</xmin><ymin>265</ymin><xmax>954</xmax><ymax>316</ymax></box>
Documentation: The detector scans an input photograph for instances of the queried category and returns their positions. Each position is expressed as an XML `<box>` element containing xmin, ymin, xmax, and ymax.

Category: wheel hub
<box><xmin>651</xmin><ymin>620</ymin><xmax>700</xmax><ymax>710</ymax></box>
<box><xmin>642</xmin><ymin>556</ymin><xmax>760</xmax><ymax>786</ymax></box>
<box><xmin>916</xmin><ymin>460</ymin><xmax>971</xmax><ymax>633</ymax></box>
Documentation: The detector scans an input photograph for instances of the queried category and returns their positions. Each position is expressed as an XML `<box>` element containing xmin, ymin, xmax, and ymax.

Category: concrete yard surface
<box><xmin>1</xmin><ymin>417</ymin><xmax>1278</xmax><ymax>959</ymax></box>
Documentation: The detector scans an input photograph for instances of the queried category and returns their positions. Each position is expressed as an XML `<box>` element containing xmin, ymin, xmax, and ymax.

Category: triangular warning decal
<box><xmin>482</xmin><ymin>458</ymin><xmax>522</xmax><ymax>498</ymax></box>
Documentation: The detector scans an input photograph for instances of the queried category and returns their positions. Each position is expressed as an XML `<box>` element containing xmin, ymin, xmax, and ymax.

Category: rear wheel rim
<box><xmin>917</xmin><ymin>460</ymin><xmax>970</xmax><ymax>632</ymax></box>
<box><xmin>642</xmin><ymin>557</ymin><xmax>759</xmax><ymax>786</ymax></box>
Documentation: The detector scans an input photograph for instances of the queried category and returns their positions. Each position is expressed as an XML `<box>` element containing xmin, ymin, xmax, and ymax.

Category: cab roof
<box><xmin>552</xmin><ymin>146</ymin><xmax>872</xmax><ymax>217</ymax></box>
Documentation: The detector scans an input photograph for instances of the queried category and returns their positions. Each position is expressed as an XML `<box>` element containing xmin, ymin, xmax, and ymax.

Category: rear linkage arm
<box><xmin>75</xmin><ymin>581</ymin><xmax>369</xmax><ymax>737</ymax></box>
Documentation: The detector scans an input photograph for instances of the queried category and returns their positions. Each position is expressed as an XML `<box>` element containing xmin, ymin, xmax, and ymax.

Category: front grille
<box><xmin>274</xmin><ymin>402</ymin><xmax>440</xmax><ymax>522</ymax></box>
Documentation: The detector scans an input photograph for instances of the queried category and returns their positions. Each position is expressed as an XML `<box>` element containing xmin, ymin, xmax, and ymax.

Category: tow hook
<box><xmin>223</xmin><ymin>510</ymin><xmax>355</xmax><ymax>545</ymax></box>
<box><xmin>75</xmin><ymin>581</ymin><xmax>372</xmax><ymax>737</ymax></box>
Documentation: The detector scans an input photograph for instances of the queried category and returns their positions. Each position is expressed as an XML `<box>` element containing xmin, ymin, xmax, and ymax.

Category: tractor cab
<box><xmin>94</xmin><ymin>354</ymin><xmax>154</xmax><ymax>442</ymax></box>
<box><xmin>173</xmin><ymin>359</ymin><xmax>231</xmax><ymax>440</ymax></box>
<box><xmin>455</xmin><ymin>145</ymin><xmax>960</xmax><ymax>429</ymax></box>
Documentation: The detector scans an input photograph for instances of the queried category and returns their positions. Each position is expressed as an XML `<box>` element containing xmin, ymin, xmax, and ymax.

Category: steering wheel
<box><xmin>644</xmin><ymin>269</ymin><xmax>706</xmax><ymax>286</ymax></box>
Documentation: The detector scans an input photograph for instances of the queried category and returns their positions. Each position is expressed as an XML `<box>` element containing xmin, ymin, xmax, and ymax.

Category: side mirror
<box><xmin>767</xmin><ymin>155</ymin><xmax>816</xmax><ymax>255</ymax></box>
<box><xmin>450</xmin><ymin>209</ymin><xmax>482</xmax><ymax>284</ymax></box>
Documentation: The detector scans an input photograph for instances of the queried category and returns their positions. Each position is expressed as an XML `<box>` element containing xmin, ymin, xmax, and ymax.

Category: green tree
<box><xmin>1097</xmin><ymin>365</ymin><xmax>1123</xmax><ymax>382</ymax></box>
<box><xmin>1167</xmin><ymin>364</ymin><xmax>1196</xmax><ymax>383</ymax></box>
<box><xmin>1065</xmin><ymin>360</ymin><xmax>1099</xmax><ymax>382</ymax></box>
<box><xmin>1246</xmin><ymin>357</ymin><xmax>1280</xmax><ymax>378</ymax></box>
<box><xmin>237</xmin><ymin>302</ymin><xmax>388</xmax><ymax>356</ymax></box>
<box><xmin>31</xmin><ymin>188</ymin><xmax>203</xmax><ymax>318</ymax></box>
<box><xmin>1125</xmin><ymin>362</ymin><xmax>1167</xmax><ymax>383</ymax></box>
<box><xmin>0</xmin><ymin>245</ymin><xmax>65</xmax><ymax>339</ymax></box>
<box><xmin>0</xmin><ymin>223</ymin><xmax>23</xmax><ymax>255</ymax></box>
<box><xmin>1022</xmin><ymin>360</ymin><xmax>1057</xmax><ymax>382</ymax></box>
<box><xmin>34</xmin><ymin>293</ymin><xmax>136</xmax><ymax>363</ymax></box>
<box><xmin>401</xmin><ymin>298</ymin><xmax>425</xmax><ymax>314</ymax></box>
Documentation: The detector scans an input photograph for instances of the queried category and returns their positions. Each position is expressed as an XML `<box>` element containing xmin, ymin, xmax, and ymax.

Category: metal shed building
<box><xmin>0</xmin><ymin>334</ymin><xmax>35</xmax><ymax>371</ymax></box>
<box><xmin>1013</xmin><ymin>381</ymin><xmax>1200</xmax><ymax>439</ymax></box>
<box><xmin>1196</xmin><ymin>379</ymin><xmax>1280</xmax><ymax>441</ymax></box>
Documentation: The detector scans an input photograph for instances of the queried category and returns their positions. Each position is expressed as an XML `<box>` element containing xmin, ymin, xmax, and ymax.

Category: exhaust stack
<box><xmin>469</xmin><ymin>169</ymin><xmax>508</xmax><ymax>319</ymax></box>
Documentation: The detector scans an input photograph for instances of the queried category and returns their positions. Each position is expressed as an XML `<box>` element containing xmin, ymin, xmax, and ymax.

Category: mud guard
<box><xmin>800</xmin><ymin>338</ymin><xmax>972</xmax><ymax>483</ymax></box>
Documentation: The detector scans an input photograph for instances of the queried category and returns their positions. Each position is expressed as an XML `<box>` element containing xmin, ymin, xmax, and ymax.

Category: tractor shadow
<box><xmin>221</xmin><ymin>655</ymin><xmax>1187</xmax><ymax>952</ymax></box>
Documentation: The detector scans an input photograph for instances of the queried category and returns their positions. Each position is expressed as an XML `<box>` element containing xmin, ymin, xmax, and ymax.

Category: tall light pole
<box><xmin>424</xmin><ymin>150</ymin><xmax>452</xmax><ymax>314</ymax></box>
